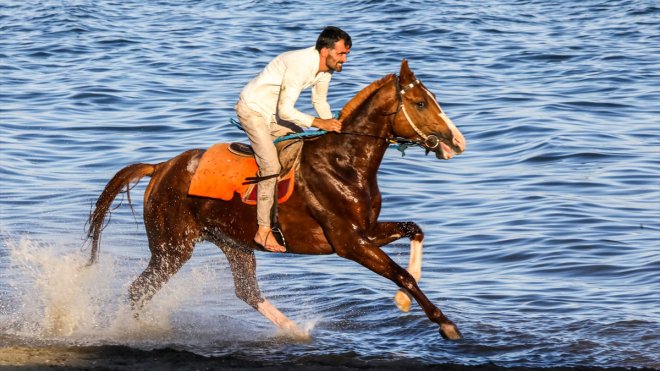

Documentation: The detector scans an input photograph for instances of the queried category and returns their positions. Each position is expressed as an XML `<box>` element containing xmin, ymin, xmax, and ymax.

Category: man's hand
<box><xmin>313</xmin><ymin>118</ymin><xmax>342</xmax><ymax>133</ymax></box>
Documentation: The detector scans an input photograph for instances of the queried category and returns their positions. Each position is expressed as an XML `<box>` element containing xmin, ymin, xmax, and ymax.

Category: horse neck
<box><xmin>342</xmin><ymin>77</ymin><xmax>398</xmax><ymax>140</ymax></box>
<box><xmin>304</xmin><ymin>83</ymin><xmax>397</xmax><ymax>177</ymax></box>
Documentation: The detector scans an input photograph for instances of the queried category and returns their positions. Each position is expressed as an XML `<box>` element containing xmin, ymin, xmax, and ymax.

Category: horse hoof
<box><xmin>278</xmin><ymin>328</ymin><xmax>312</xmax><ymax>342</ymax></box>
<box><xmin>393</xmin><ymin>290</ymin><xmax>412</xmax><ymax>312</ymax></box>
<box><xmin>439</xmin><ymin>322</ymin><xmax>463</xmax><ymax>340</ymax></box>
<box><xmin>290</xmin><ymin>331</ymin><xmax>312</xmax><ymax>342</ymax></box>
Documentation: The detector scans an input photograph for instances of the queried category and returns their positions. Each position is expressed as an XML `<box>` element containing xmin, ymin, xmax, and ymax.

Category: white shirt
<box><xmin>239</xmin><ymin>46</ymin><xmax>334</xmax><ymax>128</ymax></box>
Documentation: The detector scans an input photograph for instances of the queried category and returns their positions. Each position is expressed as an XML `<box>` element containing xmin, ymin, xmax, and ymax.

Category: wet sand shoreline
<box><xmin>0</xmin><ymin>346</ymin><xmax>656</xmax><ymax>371</ymax></box>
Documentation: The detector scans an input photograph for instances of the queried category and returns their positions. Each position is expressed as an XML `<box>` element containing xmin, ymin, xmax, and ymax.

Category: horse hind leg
<box><xmin>128</xmin><ymin>251</ymin><xmax>193</xmax><ymax>313</ymax></box>
<box><xmin>218</xmin><ymin>244</ymin><xmax>308</xmax><ymax>339</ymax></box>
<box><xmin>125</xmin><ymin>150</ymin><xmax>203</xmax><ymax>318</ymax></box>
<box><xmin>128</xmin><ymin>231</ymin><xmax>196</xmax><ymax>313</ymax></box>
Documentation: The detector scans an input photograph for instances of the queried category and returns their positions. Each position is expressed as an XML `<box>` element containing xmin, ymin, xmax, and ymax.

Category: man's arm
<box><xmin>310</xmin><ymin>74</ymin><xmax>341</xmax><ymax>132</ymax></box>
<box><xmin>311</xmin><ymin>76</ymin><xmax>333</xmax><ymax>119</ymax></box>
<box><xmin>277</xmin><ymin>69</ymin><xmax>316</xmax><ymax>128</ymax></box>
<box><xmin>277</xmin><ymin>71</ymin><xmax>342</xmax><ymax>132</ymax></box>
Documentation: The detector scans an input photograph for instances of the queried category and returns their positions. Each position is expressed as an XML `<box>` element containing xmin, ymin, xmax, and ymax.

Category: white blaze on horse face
<box><xmin>421</xmin><ymin>85</ymin><xmax>466</xmax><ymax>155</ymax></box>
<box><xmin>440</xmin><ymin>111</ymin><xmax>466</xmax><ymax>153</ymax></box>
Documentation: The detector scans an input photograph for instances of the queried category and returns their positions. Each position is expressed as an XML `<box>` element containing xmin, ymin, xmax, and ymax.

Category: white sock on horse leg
<box><xmin>394</xmin><ymin>239</ymin><xmax>423</xmax><ymax>312</ymax></box>
<box><xmin>257</xmin><ymin>299</ymin><xmax>307</xmax><ymax>338</ymax></box>
<box><xmin>407</xmin><ymin>239</ymin><xmax>422</xmax><ymax>282</ymax></box>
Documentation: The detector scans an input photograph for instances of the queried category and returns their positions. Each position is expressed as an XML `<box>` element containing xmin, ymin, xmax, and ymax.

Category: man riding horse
<box><xmin>87</xmin><ymin>32</ymin><xmax>467</xmax><ymax>339</ymax></box>
<box><xmin>235</xmin><ymin>26</ymin><xmax>350</xmax><ymax>252</ymax></box>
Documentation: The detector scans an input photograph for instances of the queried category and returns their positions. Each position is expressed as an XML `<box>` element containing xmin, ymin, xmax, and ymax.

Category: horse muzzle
<box><xmin>424</xmin><ymin>134</ymin><xmax>464</xmax><ymax>160</ymax></box>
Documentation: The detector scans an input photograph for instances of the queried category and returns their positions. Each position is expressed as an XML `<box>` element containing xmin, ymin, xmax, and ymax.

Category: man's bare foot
<box><xmin>254</xmin><ymin>226</ymin><xmax>286</xmax><ymax>252</ymax></box>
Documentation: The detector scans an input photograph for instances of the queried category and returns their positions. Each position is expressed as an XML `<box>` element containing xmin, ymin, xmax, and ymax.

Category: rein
<box><xmin>339</xmin><ymin>75</ymin><xmax>442</xmax><ymax>153</ymax></box>
<box><xmin>337</xmin><ymin>130</ymin><xmax>423</xmax><ymax>156</ymax></box>
<box><xmin>232</xmin><ymin>74</ymin><xmax>442</xmax><ymax>155</ymax></box>
<box><xmin>275</xmin><ymin>129</ymin><xmax>421</xmax><ymax>156</ymax></box>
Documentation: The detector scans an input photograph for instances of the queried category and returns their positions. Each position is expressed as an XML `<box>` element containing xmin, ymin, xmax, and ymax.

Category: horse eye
<box><xmin>416</xmin><ymin>101</ymin><xmax>426</xmax><ymax>109</ymax></box>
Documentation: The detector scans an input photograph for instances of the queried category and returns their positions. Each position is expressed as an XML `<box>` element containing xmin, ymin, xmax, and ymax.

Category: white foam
<box><xmin>0</xmin><ymin>236</ymin><xmax>319</xmax><ymax>349</ymax></box>
<box><xmin>0</xmin><ymin>236</ymin><xmax>222</xmax><ymax>344</ymax></box>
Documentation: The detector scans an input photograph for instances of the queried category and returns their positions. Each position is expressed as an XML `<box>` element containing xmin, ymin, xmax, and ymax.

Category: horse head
<box><xmin>390</xmin><ymin>59</ymin><xmax>466</xmax><ymax>160</ymax></box>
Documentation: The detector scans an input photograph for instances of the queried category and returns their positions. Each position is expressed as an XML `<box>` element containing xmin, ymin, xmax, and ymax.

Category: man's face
<box><xmin>324</xmin><ymin>39</ymin><xmax>350</xmax><ymax>72</ymax></box>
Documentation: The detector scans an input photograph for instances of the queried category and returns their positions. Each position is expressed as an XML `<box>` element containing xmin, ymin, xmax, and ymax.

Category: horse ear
<box><xmin>399</xmin><ymin>58</ymin><xmax>415</xmax><ymax>83</ymax></box>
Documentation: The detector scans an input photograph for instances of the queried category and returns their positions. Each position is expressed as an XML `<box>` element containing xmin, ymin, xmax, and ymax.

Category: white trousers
<box><xmin>235</xmin><ymin>100</ymin><xmax>299</xmax><ymax>227</ymax></box>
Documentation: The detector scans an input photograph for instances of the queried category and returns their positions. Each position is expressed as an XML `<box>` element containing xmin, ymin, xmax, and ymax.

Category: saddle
<box><xmin>188</xmin><ymin>140</ymin><xmax>302</xmax><ymax>204</ymax></box>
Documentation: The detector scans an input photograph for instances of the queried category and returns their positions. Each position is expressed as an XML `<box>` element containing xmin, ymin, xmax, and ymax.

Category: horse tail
<box><xmin>86</xmin><ymin>162</ymin><xmax>159</xmax><ymax>265</ymax></box>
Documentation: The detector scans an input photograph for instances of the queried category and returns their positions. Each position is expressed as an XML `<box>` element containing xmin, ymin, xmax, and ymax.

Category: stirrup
<box><xmin>270</xmin><ymin>226</ymin><xmax>287</xmax><ymax>247</ymax></box>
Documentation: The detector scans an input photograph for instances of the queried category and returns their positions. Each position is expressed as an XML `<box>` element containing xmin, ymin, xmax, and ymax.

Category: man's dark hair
<box><xmin>315</xmin><ymin>26</ymin><xmax>352</xmax><ymax>51</ymax></box>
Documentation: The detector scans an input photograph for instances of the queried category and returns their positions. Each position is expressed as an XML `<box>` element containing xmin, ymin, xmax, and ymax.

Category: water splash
<box><xmin>0</xmin><ymin>235</ymin><xmax>323</xmax><ymax>355</ymax></box>
<box><xmin>0</xmin><ymin>236</ymin><xmax>255</xmax><ymax>347</ymax></box>
<box><xmin>2</xmin><ymin>236</ymin><xmax>112</xmax><ymax>338</ymax></box>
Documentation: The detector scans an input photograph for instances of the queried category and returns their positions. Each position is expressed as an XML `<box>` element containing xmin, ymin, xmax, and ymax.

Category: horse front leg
<box><xmin>336</xmin><ymin>241</ymin><xmax>462</xmax><ymax>340</ymax></box>
<box><xmin>366</xmin><ymin>222</ymin><xmax>423</xmax><ymax>312</ymax></box>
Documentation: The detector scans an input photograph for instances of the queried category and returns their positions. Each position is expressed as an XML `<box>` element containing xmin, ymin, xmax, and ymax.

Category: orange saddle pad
<box><xmin>188</xmin><ymin>143</ymin><xmax>295</xmax><ymax>205</ymax></box>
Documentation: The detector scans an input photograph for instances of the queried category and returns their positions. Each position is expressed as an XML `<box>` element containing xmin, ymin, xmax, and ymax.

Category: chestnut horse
<box><xmin>86</xmin><ymin>60</ymin><xmax>466</xmax><ymax>340</ymax></box>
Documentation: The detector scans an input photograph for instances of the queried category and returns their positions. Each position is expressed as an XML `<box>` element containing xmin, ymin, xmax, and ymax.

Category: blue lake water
<box><xmin>1</xmin><ymin>0</ymin><xmax>659</xmax><ymax>368</ymax></box>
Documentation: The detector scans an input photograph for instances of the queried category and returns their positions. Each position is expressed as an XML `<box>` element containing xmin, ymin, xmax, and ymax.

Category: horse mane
<box><xmin>339</xmin><ymin>74</ymin><xmax>396</xmax><ymax>120</ymax></box>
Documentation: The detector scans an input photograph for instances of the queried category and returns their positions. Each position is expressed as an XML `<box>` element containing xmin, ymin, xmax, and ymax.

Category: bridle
<box><xmin>255</xmin><ymin>80</ymin><xmax>432</xmax><ymax>183</ymax></box>
<box><xmin>393</xmin><ymin>76</ymin><xmax>443</xmax><ymax>151</ymax></box>
<box><xmin>292</xmin><ymin>75</ymin><xmax>447</xmax><ymax>153</ymax></box>
<box><xmin>252</xmin><ymin>76</ymin><xmax>451</xmax><ymax>186</ymax></box>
